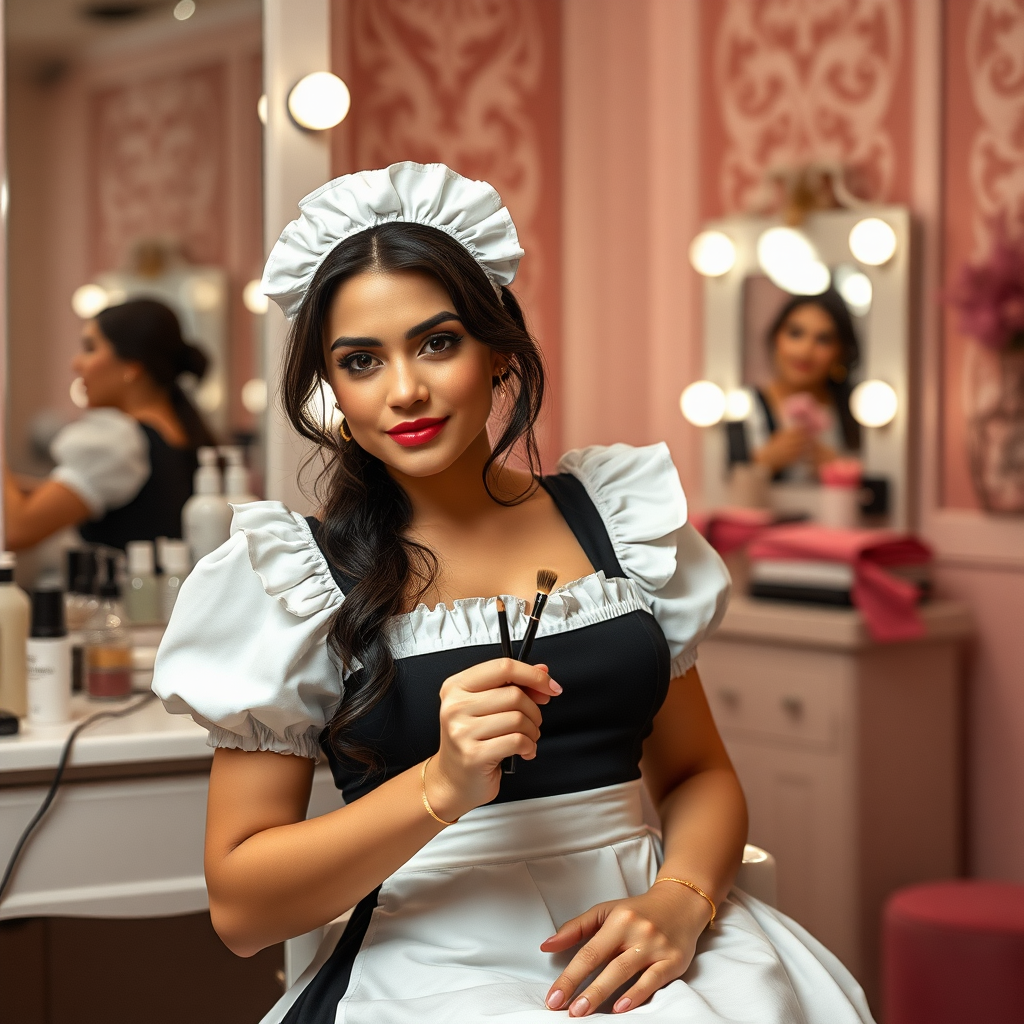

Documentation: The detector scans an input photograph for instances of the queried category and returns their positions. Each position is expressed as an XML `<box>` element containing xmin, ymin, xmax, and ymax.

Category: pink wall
<box><xmin>330</xmin><ymin>0</ymin><xmax>563</xmax><ymax>467</ymax></box>
<box><xmin>6</xmin><ymin>15</ymin><xmax>263</xmax><ymax>470</ymax></box>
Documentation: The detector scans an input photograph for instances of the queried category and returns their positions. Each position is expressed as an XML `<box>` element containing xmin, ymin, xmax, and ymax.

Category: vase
<box><xmin>964</xmin><ymin>345</ymin><xmax>1024</xmax><ymax>513</ymax></box>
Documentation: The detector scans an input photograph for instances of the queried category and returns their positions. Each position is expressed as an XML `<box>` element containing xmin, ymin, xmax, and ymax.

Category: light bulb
<box><xmin>849</xmin><ymin>218</ymin><xmax>897</xmax><ymax>266</ymax></box>
<box><xmin>70</xmin><ymin>377</ymin><xmax>89</xmax><ymax>409</ymax></box>
<box><xmin>173</xmin><ymin>0</ymin><xmax>195</xmax><ymax>20</ymax></box>
<box><xmin>756</xmin><ymin>227</ymin><xmax>830</xmax><ymax>295</ymax></box>
<box><xmin>257</xmin><ymin>94</ymin><xmax>268</xmax><ymax>125</ymax></box>
<box><xmin>195</xmin><ymin>378</ymin><xmax>223</xmax><ymax>413</ymax></box>
<box><xmin>243</xmin><ymin>279</ymin><xmax>269</xmax><ymax>315</ymax></box>
<box><xmin>833</xmin><ymin>264</ymin><xmax>872</xmax><ymax>316</ymax></box>
<box><xmin>689</xmin><ymin>230</ymin><xmax>736</xmax><ymax>277</ymax></box>
<box><xmin>680</xmin><ymin>381</ymin><xmax>726</xmax><ymax>427</ymax></box>
<box><xmin>724</xmin><ymin>388</ymin><xmax>753</xmax><ymax>421</ymax></box>
<box><xmin>850</xmin><ymin>379</ymin><xmax>898</xmax><ymax>427</ymax></box>
<box><xmin>241</xmin><ymin>378</ymin><xmax>268</xmax><ymax>415</ymax></box>
<box><xmin>287</xmin><ymin>73</ymin><xmax>351</xmax><ymax>131</ymax></box>
<box><xmin>71</xmin><ymin>283</ymin><xmax>109</xmax><ymax>319</ymax></box>
<box><xmin>189</xmin><ymin>278</ymin><xmax>221</xmax><ymax>311</ymax></box>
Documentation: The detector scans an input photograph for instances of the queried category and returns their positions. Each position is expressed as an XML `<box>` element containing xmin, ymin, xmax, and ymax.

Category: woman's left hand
<box><xmin>540</xmin><ymin>883</ymin><xmax>713</xmax><ymax>1015</ymax></box>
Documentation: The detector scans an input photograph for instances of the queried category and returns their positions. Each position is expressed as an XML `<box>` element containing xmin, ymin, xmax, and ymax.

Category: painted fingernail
<box><xmin>546</xmin><ymin>989</ymin><xmax>565</xmax><ymax>1009</ymax></box>
<box><xmin>614</xmin><ymin>996</ymin><xmax>632</xmax><ymax>1013</ymax></box>
<box><xmin>549</xmin><ymin>680</ymin><xmax>563</xmax><ymax>694</ymax></box>
<box><xmin>569</xmin><ymin>996</ymin><xmax>590</xmax><ymax>1016</ymax></box>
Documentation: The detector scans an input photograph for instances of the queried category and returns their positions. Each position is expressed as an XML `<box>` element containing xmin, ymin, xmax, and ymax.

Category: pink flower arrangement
<box><xmin>949</xmin><ymin>228</ymin><xmax>1024</xmax><ymax>352</ymax></box>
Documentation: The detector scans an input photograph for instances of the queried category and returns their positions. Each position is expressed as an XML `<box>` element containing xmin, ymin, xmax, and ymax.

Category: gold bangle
<box><xmin>420</xmin><ymin>756</ymin><xmax>459</xmax><ymax>827</ymax></box>
<box><xmin>653</xmin><ymin>877</ymin><xmax>717</xmax><ymax>928</ymax></box>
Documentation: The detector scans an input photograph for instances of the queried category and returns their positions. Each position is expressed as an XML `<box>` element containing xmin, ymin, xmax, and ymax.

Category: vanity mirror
<box><xmin>689</xmin><ymin>206</ymin><xmax>910</xmax><ymax>529</ymax></box>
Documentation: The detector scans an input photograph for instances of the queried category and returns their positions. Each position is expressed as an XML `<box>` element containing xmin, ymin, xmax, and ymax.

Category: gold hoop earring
<box><xmin>339</xmin><ymin>417</ymin><xmax>352</xmax><ymax>442</ymax></box>
<box><xmin>496</xmin><ymin>367</ymin><xmax>511</xmax><ymax>396</ymax></box>
<box><xmin>830</xmin><ymin>364</ymin><xmax>848</xmax><ymax>383</ymax></box>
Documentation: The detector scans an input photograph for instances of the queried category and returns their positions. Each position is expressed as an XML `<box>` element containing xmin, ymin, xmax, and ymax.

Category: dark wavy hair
<box><xmin>766</xmin><ymin>289</ymin><xmax>861</xmax><ymax>451</ymax></box>
<box><xmin>96</xmin><ymin>298</ymin><xmax>217</xmax><ymax>448</ymax></box>
<box><xmin>282</xmin><ymin>222</ymin><xmax>545</xmax><ymax>769</ymax></box>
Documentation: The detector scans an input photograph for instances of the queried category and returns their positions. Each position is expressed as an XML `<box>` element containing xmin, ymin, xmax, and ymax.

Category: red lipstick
<box><xmin>386</xmin><ymin>416</ymin><xmax>449</xmax><ymax>447</ymax></box>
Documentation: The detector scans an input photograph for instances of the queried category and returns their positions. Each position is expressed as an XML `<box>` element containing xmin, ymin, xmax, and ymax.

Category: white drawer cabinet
<box><xmin>699</xmin><ymin>598</ymin><xmax>971</xmax><ymax>1010</ymax></box>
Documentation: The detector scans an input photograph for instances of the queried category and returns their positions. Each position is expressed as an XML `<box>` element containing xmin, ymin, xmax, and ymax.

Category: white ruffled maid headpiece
<box><xmin>261</xmin><ymin>161</ymin><xmax>524</xmax><ymax>318</ymax></box>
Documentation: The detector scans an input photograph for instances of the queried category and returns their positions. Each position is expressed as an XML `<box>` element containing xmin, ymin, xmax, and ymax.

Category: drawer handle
<box><xmin>780</xmin><ymin>696</ymin><xmax>804</xmax><ymax>722</ymax></box>
<box><xmin>717</xmin><ymin>689</ymin><xmax>741</xmax><ymax>711</ymax></box>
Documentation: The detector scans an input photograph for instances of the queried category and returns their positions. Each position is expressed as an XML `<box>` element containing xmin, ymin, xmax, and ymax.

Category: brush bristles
<box><xmin>535</xmin><ymin>568</ymin><xmax>558</xmax><ymax>595</ymax></box>
<box><xmin>496</xmin><ymin>597</ymin><xmax>506</xmax><ymax>613</ymax></box>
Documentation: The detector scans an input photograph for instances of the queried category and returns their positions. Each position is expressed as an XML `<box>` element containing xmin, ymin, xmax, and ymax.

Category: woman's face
<box><xmin>323</xmin><ymin>270</ymin><xmax>503</xmax><ymax>479</ymax></box>
<box><xmin>771</xmin><ymin>303</ymin><xmax>843</xmax><ymax>391</ymax></box>
<box><xmin>72</xmin><ymin>320</ymin><xmax>139</xmax><ymax>408</ymax></box>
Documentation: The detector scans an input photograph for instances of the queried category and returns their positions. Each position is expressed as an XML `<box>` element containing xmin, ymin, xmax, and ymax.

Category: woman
<box><xmin>4</xmin><ymin>298</ymin><xmax>216</xmax><ymax>550</ymax></box>
<box><xmin>730</xmin><ymin>291</ymin><xmax>861</xmax><ymax>480</ymax></box>
<box><xmin>153</xmin><ymin>163</ymin><xmax>872</xmax><ymax>1023</ymax></box>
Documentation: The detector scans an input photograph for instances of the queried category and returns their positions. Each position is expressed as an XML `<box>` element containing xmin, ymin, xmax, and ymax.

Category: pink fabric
<box><xmin>691</xmin><ymin>508</ymin><xmax>775</xmax><ymax>557</ymax></box>
<box><xmin>747</xmin><ymin>524</ymin><xmax>933</xmax><ymax>642</ymax></box>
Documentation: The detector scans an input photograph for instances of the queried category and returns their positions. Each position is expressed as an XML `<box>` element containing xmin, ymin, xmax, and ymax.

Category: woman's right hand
<box><xmin>754</xmin><ymin>426</ymin><xmax>812</xmax><ymax>472</ymax></box>
<box><xmin>426</xmin><ymin>659</ymin><xmax>562</xmax><ymax>821</ymax></box>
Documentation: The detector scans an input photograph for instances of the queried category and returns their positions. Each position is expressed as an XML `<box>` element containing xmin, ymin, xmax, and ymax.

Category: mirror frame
<box><xmin>698</xmin><ymin>205</ymin><xmax>911</xmax><ymax>529</ymax></box>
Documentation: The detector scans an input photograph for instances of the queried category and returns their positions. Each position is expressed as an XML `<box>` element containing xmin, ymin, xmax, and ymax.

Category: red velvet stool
<box><xmin>884</xmin><ymin>880</ymin><xmax>1024</xmax><ymax>1024</ymax></box>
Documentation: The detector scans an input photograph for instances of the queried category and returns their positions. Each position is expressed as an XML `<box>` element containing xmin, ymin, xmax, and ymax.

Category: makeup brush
<box><xmin>516</xmin><ymin>568</ymin><xmax>558</xmax><ymax>664</ymax></box>
<box><xmin>496</xmin><ymin>598</ymin><xmax>517</xmax><ymax>775</ymax></box>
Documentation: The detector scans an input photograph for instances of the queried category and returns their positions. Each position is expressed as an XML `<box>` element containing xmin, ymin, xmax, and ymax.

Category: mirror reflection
<box><xmin>3</xmin><ymin>0</ymin><xmax>263</xmax><ymax>581</ymax></box>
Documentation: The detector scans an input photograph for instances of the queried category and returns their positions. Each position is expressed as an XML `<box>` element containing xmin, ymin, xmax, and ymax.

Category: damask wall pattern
<box><xmin>332</xmin><ymin>0</ymin><xmax>563</xmax><ymax>462</ymax></box>
<box><xmin>699</xmin><ymin>0</ymin><xmax>913</xmax><ymax>217</ymax></box>
<box><xmin>89</xmin><ymin>65</ymin><xmax>227</xmax><ymax>272</ymax></box>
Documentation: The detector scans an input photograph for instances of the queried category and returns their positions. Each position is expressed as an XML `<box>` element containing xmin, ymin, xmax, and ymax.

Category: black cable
<box><xmin>0</xmin><ymin>691</ymin><xmax>157</xmax><ymax>905</ymax></box>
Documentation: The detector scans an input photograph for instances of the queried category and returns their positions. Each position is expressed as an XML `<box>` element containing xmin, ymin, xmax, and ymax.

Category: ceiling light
<box><xmin>173</xmin><ymin>0</ymin><xmax>195</xmax><ymax>20</ymax></box>
<box><xmin>756</xmin><ymin>227</ymin><xmax>830</xmax><ymax>295</ymax></box>
<box><xmin>243</xmin><ymin>279</ymin><xmax>269</xmax><ymax>315</ymax></box>
<box><xmin>850</xmin><ymin>379</ymin><xmax>898</xmax><ymax>427</ymax></box>
<box><xmin>680</xmin><ymin>381</ymin><xmax>726</xmax><ymax>427</ymax></box>
<box><xmin>849</xmin><ymin>218</ymin><xmax>897</xmax><ymax>266</ymax></box>
<box><xmin>833</xmin><ymin>264</ymin><xmax>872</xmax><ymax>316</ymax></box>
<box><xmin>71</xmin><ymin>283</ymin><xmax>109</xmax><ymax>319</ymax></box>
<box><xmin>689</xmin><ymin>230</ymin><xmax>736</xmax><ymax>277</ymax></box>
<box><xmin>241</xmin><ymin>378</ymin><xmax>268</xmax><ymax>415</ymax></box>
<box><xmin>257</xmin><ymin>94</ymin><xmax>268</xmax><ymax>125</ymax></box>
<box><xmin>288</xmin><ymin>73</ymin><xmax>351</xmax><ymax>131</ymax></box>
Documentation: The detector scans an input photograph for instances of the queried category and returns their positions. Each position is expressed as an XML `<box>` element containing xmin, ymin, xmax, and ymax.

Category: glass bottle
<box><xmin>85</xmin><ymin>555</ymin><xmax>132</xmax><ymax>699</ymax></box>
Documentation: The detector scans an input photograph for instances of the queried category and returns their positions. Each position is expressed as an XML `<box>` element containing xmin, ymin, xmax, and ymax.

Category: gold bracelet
<box><xmin>420</xmin><ymin>756</ymin><xmax>459</xmax><ymax>827</ymax></box>
<box><xmin>653</xmin><ymin>877</ymin><xmax>717</xmax><ymax>928</ymax></box>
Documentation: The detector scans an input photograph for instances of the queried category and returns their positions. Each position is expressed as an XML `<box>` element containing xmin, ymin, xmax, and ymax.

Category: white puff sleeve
<box><xmin>50</xmin><ymin>409</ymin><xmax>151</xmax><ymax>517</ymax></box>
<box><xmin>558</xmin><ymin>443</ymin><xmax>731</xmax><ymax>678</ymax></box>
<box><xmin>152</xmin><ymin>502</ymin><xmax>344</xmax><ymax>759</ymax></box>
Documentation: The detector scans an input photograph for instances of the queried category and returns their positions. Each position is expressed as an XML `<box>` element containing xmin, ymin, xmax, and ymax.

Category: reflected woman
<box><xmin>3</xmin><ymin>298</ymin><xmax>216</xmax><ymax>550</ymax></box>
<box><xmin>730</xmin><ymin>290</ymin><xmax>861</xmax><ymax>480</ymax></box>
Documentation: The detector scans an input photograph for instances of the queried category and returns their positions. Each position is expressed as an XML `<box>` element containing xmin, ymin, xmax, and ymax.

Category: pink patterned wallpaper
<box><xmin>89</xmin><ymin>65</ymin><xmax>227</xmax><ymax>271</ymax></box>
<box><xmin>331</xmin><ymin>0</ymin><xmax>563</xmax><ymax>463</ymax></box>
<box><xmin>942</xmin><ymin>0</ymin><xmax>1024</xmax><ymax>510</ymax></box>
<box><xmin>699</xmin><ymin>0</ymin><xmax>913</xmax><ymax>218</ymax></box>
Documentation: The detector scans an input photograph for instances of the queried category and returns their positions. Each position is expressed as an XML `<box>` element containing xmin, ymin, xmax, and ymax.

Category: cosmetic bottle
<box><xmin>27</xmin><ymin>586</ymin><xmax>72</xmax><ymax>726</ymax></box>
<box><xmin>159</xmin><ymin>540</ymin><xmax>191</xmax><ymax>623</ymax></box>
<box><xmin>65</xmin><ymin>549</ymin><xmax>99</xmax><ymax>693</ymax></box>
<box><xmin>0</xmin><ymin>552</ymin><xmax>31</xmax><ymax>718</ymax></box>
<box><xmin>222</xmin><ymin>446</ymin><xmax>258</xmax><ymax>504</ymax></box>
<box><xmin>84</xmin><ymin>556</ymin><xmax>132</xmax><ymax>700</ymax></box>
<box><xmin>124</xmin><ymin>540</ymin><xmax>161</xmax><ymax>625</ymax></box>
<box><xmin>182</xmin><ymin>446</ymin><xmax>232</xmax><ymax>565</ymax></box>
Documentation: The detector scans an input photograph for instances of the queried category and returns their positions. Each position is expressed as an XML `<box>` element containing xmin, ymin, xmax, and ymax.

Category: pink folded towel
<box><xmin>747</xmin><ymin>524</ymin><xmax>933</xmax><ymax>642</ymax></box>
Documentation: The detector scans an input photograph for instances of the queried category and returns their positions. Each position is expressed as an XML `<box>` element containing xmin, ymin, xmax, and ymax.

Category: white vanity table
<box><xmin>0</xmin><ymin>695</ymin><xmax>344</xmax><ymax>921</ymax></box>
<box><xmin>699</xmin><ymin>595</ymin><xmax>972</xmax><ymax>1007</ymax></box>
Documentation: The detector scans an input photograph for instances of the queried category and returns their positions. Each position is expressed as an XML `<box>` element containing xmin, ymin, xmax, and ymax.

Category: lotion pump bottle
<box><xmin>222</xmin><ymin>446</ymin><xmax>258</xmax><ymax>505</ymax></box>
<box><xmin>182</xmin><ymin>446</ymin><xmax>232</xmax><ymax>565</ymax></box>
<box><xmin>27</xmin><ymin>586</ymin><xmax>71</xmax><ymax>726</ymax></box>
<box><xmin>0</xmin><ymin>552</ymin><xmax>30</xmax><ymax>718</ymax></box>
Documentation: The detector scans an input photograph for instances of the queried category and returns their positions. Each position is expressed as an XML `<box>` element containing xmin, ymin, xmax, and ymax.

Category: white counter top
<box><xmin>0</xmin><ymin>693</ymin><xmax>210</xmax><ymax>774</ymax></box>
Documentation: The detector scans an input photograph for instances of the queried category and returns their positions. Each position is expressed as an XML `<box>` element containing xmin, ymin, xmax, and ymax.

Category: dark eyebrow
<box><xmin>330</xmin><ymin>311</ymin><xmax>462</xmax><ymax>352</ymax></box>
<box><xmin>405</xmin><ymin>311</ymin><xmax>462</xmax><ymax>339</ymax></box>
